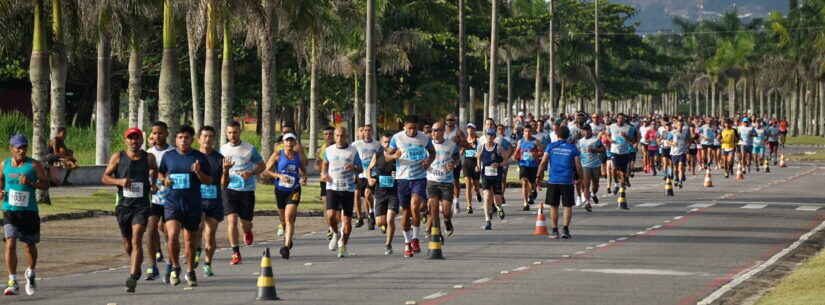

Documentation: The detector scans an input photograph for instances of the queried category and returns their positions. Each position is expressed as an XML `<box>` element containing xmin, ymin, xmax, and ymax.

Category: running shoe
<box><xmin>163</xmin><ymin>264</ymin><xmax>172</xmax><ymax>283</ymax></box>
<box><xmin>277</xmin><ymin>224</ymin><xmax>285</xmax><ymax>236</ymax></box>
<box><xmin>337</xmin><ymin>245</ymin><xmax>348</xmax><ymax>258</ymax></box>
<box><xmin>454</xmin><ymin>202</ymin><xmax>461</xmax><ymax>215</ymax></box>
<box><xmin>410</xmin><ymin>238</ymin><xmax>421</xmax><ymax>253</ymax></box>
<box><xmin>125</xmin><ymin>276</ymin><xmax>137</xmax><ymax>293</ymax></box>
<box><xmin>549</xmin><ymin>228</ymin><xmax>560</xmax><ymax>239</ymax></box>
<box><xmin>279</xmin><ymin>245</ymin><xmax>290</xmax><ymax>260</ymax></box>
<box><xmin>483</xmin><ymin>221</ymin><xmax>492</xmax><ymax>230</ymax></box>
<box><xmin>445</xmin><ymin>220</ymin><xmax>455</xmax><ymax>237</ymax></box>
<box><xmin>24</xmin><ymin>269</ymin><xmax>35</xmax><ymax>296</ymax></box>
<box><xmin>585</xmin><ymin>201</ymin><xmax>593</xmax><ymax>213</ymax></box>
<box><xmin>575</xmin><ymin>196</ymin><xmax>582</xmax><ymax>207</ymax></box>
<box><xmin>185</xmin><ymin>271</ymin><xmax>197</xmax><ymax>287</ymax></box>
<box><xmin>530</xmin><ymin>190</ymin><xmax>538</xmax><ymax>202</ymax></box>
<box><xmin>403</xmin><ymin>243</ymin><xmax>414</xmax><ymax>258</ymax></box>
<box><xmin>607</xmin><ymin>187</ymin><xmax>613</xmax><ymax>194</ymax></box>
<box><xmin>562</xmin><ymin>227</ymin><xmax>572</xmax><ymax>239</ymax></box>
<box><xmin>193</xmin><ymin>249</ymin><xmax>202</xmax><ymax>269</ymax></box>
<box><xmin>156</xmin><ymin>250</ymin><xmax>164</xmax><ymax>263</ymax></box>
<box><xmin>368</xmin><ymin>215</ymin><xmax>376</xmax><ymax>230</ymax></box>
<box><xmin>202</xmin><ymin>264</ymin><xmax>214</xmax><ymax>277</ymax></box>
<box><xmin>476</xmin><ymin>192</ymin><xmax>483</xmax><ymax>203</ymax></box>
<box><xmin>4</xmin><ymin>280</ymin><xmax>18</xmax><ymax>295</ymax></box>
<box><xmin>244</xmin><ymin>231</ymin><xmax>254</xmax><ymax>245</ymax></box>
<box><xmin>528</xmin><ymin>197</ymin><xmax>535</xmax><ymax>205</ymax></box>
<box><xmin>326</xmin><ymin>229</ymin><xmax>333</xmax><ymax>240</ymax></box>
<box><xmin>522</xmin><ymin>203</ymin><xmax>530</xmax><ymax>211</ymax></box>
<box><xmin>328</xmin><ymin>233</ymin><xmax>339</xmax><ymax>251</ymax></box>
<box><xmin>145</xmin><ymin>264</ymin><xmax>159</xmax><ymax>281</ymax></box>
<box><xmin>497</xmin><ymin>206</ymin><xmax>506</xmax><ymax>220</ymax></box>
<box><xmin>612</xmin><ymin>185</ymin><xmax>619</xmax><ymax>195</ymax></box>
<box><xmin>619</xmin><ymin>201</ymin><xmax>629</xmax><ymax>210</ymax></box>
<box><xmin>355</xmin><ymin>217</ymin><xmax>365</xmax><ymax>228</ymax></box>
<box><xmin>169</xmin><ymin>269</ymin><xmax>180</xmax><ymax>286</ymax></box>
<box><xmin>592</xmin><ymin>193</ymin><xmax>600</xmax><ymax>205</ymax></box>
<box><xmin>230</xmin><ymin>252</ymin><xmax>242</xmax><ymax>265</ymax></box>
<box><xmin>467</xmin><ymin>206</ymin><xmax>474</xmax><ymax>214</ymax></box>
<box><xmin>385</xmin><ymin>244</ymin><xmax>393</xmax><ymax>256</ymax></box>
<box><xmin>379</xmin><ymin>225</ymin><xmax>387</xmax><ymax>234</ymax></box>
<box><xmin>421</xmin><ymin>214</ymin><xmax>428</xmax><ymax>227</ymax></box>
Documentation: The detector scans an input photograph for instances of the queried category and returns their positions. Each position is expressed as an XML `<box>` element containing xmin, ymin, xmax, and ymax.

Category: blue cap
<box><xmin>9</xmin><ymin>134</ymin><xmax>27</xmax><ymax>148</ymax></box>
<box><xmin>742</xmin><ymin>117</ymin><xmax>750</xmax><ymax>123</ymax></box>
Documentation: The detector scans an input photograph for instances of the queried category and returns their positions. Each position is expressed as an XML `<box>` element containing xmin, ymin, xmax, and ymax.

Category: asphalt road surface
<box><xmin>6</xmin><ymin>161</ymin><xmax>825</xmax><ymax>305</ymax></box>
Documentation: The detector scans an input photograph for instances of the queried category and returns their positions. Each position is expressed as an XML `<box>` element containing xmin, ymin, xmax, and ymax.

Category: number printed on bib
<box><xmin>379</xmin><ymin>175</ymin><xmax>394</xmax><ymax>187</ymax></box>
<box><xmin>200</xmin><ymin>184</ymin><xmax>218</xmax><ymax>199</ymax></box>
<box><xmin>464</xmin><ymin>149</ymin><xmax>477</xmax><ymax>158</ymax></box>
<box><xmin>484</xmin><ymin>166</ymin><xmax>498</xmax><ymax>177</ymax></box>
<box><xmin>169</xmin><ymin>173</ymin><xmax>190</xmax><ymax>189</ymax></box>
<box><xmin>228</xmin><ymin>174</ymin><xmax>245</xmax><ymax>189</ymax></box>
<box><xmin>123</xmin><ymin>182</ymin><xmax>144</xmax><ymax>198</ymax></box>
<box><xmin>406</xmin><ymin>146</ymin><xmax>427</xmax><ymax>161</ymax></box>
<box><xmin>8</xmin><ymin>189</ymin><xmax>30</xmax><ymax>207</ymax></box>
<box><xmin>278</xmin><ymin>175</ymin><xmax>296</xmax><ymax>189</ymax></box>
<box><xmin>522</xmin><ymin>151</ymin><xmax>534</xmax><ymax>160</ymax></box>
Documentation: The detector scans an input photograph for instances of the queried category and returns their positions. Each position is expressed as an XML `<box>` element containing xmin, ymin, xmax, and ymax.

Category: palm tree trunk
<box><xmin>220</xmin><ymin>19</ymin><xmax>234</xmax><ymax>145</ymax></box>
<box><xmin>203</xmin><ymin>0</ymin><xmax>219</xmax><ymax>128</ymax></box>
<box><xmin>534</xmin><ymin>52</ymin><xmax>541</xmax><ymax>115</ymax></box>
<box><xmin>488</xmin><ymin>0</ymin><xmax>498</xmax><ymax>121</ymax></box>
<box><xmin>458</xmin><ymin>0</ymin><xmax>466</xmax><ymax>127</ymax></box>
<box><xmin>259</xmin><ymin>26</ymin><xmax>276</xmax><ymax>162</ymax></box>
<box><xmin>506</xmin><ymin>56</ymin><xmax>512</xmax><ymax>123</ymax></box>
<box><xmin>128</xmin><ymin>39</ymin><xmax>141</xmax><ymax>128</ymax></box>
<box><xmin>186</xmin><ymin>13</ymin><xmax>202</xmax><ymax>132</ymax></box>
<box><xmin>469</xmin><ymin>87</ymin><xmax>476</xmax><ymax>125</ymax></box>
<box><xmin>95</xmin><ymin>8</ymin><xmax>112</xmax><ymax>166</ymax></box>
<box><xmin>728</xmin><ymin>78</ymin><xmax>736</xmax><ymax>116</ymax></box>
<box><xmin>308</xmin><ymin>41</ymin><xmax>319</xmax><ymax>158</ymax></box>
<box><xmin>159</xmin><ymin>0</ymin><xmax>180</xmax><ymax>145</ymax></box>
<box><xmin>49</xmin><ymin>0</ymin><xmax>66</xmax><ymax>138</ymax></box>
<box><xmin>364</xmin><ymin>0</ymin><xmax>377</xmax><ymax>135</ymax></box>
<box><xmin>594</xmin><ymin>0</ymin><xmax>601</xmax><ymax>112</ymax></box>
<box><xmin>30</xmin><ymin>0</ymin><xmax>50</xmax><ymax>203</ymax></box>
<box><xmin>353</xmin><ymin>75</ymin><xmax>361</xmax><ymax>133</ymax></box>
<box><xmin>820</xmin><ymin>81</ymin><xmax>825</xmax><ymax>136</ymax></box>
<box><xmin>547</xmin><ymin>0</ymin><xmax>555</xmax><ymax>117</ymax></box>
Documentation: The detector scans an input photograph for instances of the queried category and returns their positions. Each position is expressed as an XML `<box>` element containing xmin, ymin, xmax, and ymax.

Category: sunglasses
<box><xmin>432</xmin><ymin>128</ymin><xmax>444</xmax><ymax>132</ymax></box>
<box><xmin>446</xmin><ymin>118</ymin><xmax>456</xmax><ymax>121</ymax></box>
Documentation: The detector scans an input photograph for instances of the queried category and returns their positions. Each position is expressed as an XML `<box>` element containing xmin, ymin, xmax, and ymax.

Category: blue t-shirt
<box><xmin>159</xmin><ymin>149</ymin><xmax>211</xmax><ymax>211</ymax></box>
<box><xmin>426</xmin><ymin>139</ymin><xmax>459</xmax><ymax>183</ymax></box>
<box><xmin>389</xmin><ymin>131</ymin><xmax>433</xmax><ymax>180</ymax></box>
<box><xmin>219</xmin><ymin>141</ymin><xmax>264</xmax><ymax>192</ymax></box>
<box><xmin>518</xmin><ymin>139</ymin><xmax>540</xmax><ymax>167</ymax></box>
<box><xmin>576</xmin><ymin>136</ymin><xmax>603</xmax><ymax>168</ymax></box>
<box><xmin>544</xmin><ymin>141</ymin><xmax>580</xmax><ymax>185</ymax></box>
<box><xmin>200</xmin><ymin>150</ymin><xmax>223</xmax><ymax>203</ymax></box>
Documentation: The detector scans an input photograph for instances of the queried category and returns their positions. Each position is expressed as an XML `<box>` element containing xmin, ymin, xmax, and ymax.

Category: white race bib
<box><xmin>8</xmin><ymin>189</ymin><xmax>30</xmax><ymax>207</ymax></box>
<box><xmin>123</xmin><ymin>182</ymin><xmax>144</xmax><ymax>198</ymax></box>
<box><xmin>278</xmin><ymin>175</ymin><xmax>296</xmax><ymax>189</ymax></box>
<box><xmin>484</xmin><ymin>166</ymin><xmax>498</xmax><ymax>177</ymax></box>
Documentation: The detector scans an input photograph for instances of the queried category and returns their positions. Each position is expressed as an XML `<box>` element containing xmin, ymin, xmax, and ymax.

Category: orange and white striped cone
<box><xmin>735</xmin><ymin>164</ymin><xmax>745</xmax><ymax>180</ymax></box>
<box><xmin>779</xmin><ymin>153</ymin><xmax>787</xmax><ymax>167</ymax></box>
<box><xmin>703</xmin><ymin>169</ymin><xmax>713</xmax><ymax>187</ymax></box>
<box><xmin>533</xmin><ymin>205</ymin><xmax>549</xmax><ymax>236</ymax></box>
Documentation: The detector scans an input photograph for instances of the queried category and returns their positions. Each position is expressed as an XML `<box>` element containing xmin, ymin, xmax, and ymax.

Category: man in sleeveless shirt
<box><xmin>102</xmin><ymin>128</ymin><xmax>159</xmax><ymax>292</ymax></box>
<box><xmin>145</xmin><ymin>121</ymin><xmax>174</xmax><ymax>281</ymax></box>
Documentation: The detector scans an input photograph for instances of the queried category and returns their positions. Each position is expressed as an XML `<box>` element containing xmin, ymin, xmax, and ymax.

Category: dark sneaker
<box><xmin>467</xmin><ymin>206</ymin><xmax>474</xmax><ymax>214</ymax></box>
<box><xmin>562</xmin><ymin>227</ymin><xmax>571</xmax><ymax>239</ymax></box>
<box><xmin>522</xmin><ymin>204</ymin><xmax>530</xmax><ymax>211</ymax></box>
<box><xmin>550</xmin><ymin>228</ymin><xmax>560</xmax><ymax>239</ymax></box>
<box><xmin>355</xmin><ymin>217</ymin><xmax>365</xmax><ymax>228</ymax></box>
<box><xmin>592</xmin><ymin>194</ymin><xmax>600</xmax><ymax>204</ymax></box>
<box><xmin>279</xmin><ymin>246</ymin><xmax>290</xmax><ymax>260</ymax></box>
<box><xmin>483</xmin><ymin>221</ymin><xmax>492</xmax><ymax>230</ymax></box>
<box><xmin>620</xmin><ymin>202</ymin><xmax>629</xmax><ymax>210</ymax></box>
<box><xmin>445</xmin><ymin>220</ymin><xmax>454</xmax><ymax>237</ymax></box>
<box><xmin>585</xmin><ymin>203</ymin><xmax>592</xmax><ymax>212</ymax></box>
<box><xmin>368</xmin><ymin>215</ymin><xmax>376</xmax><ymax>230</ymax></box>
<box><xmin>497</xmin><ymin>206</ymin><xmax>505</xmax><ymax>220</ymax></box>
<box><xmin>476</xmin><ymin>192</ymin><xmax>483</xmax><ymax>203</ymax></box>
<box><xmin>126</xmin><ymin>277</ymin><xmax>137</xmax><ymax>293</ymax></box>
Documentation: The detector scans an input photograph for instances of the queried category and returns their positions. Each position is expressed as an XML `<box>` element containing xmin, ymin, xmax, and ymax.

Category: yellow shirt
<box><xmin>721</xmin><ymin>129</ymin><xmax>737</xmax><ymax>150</ymax></box>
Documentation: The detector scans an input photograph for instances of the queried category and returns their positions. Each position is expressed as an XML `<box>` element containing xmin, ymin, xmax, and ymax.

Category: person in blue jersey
<box><xmin>667</xmin><ymin>120</ymin><xmax>691</xmax><ymax>188</ymax></box>
<box><xmin>365</xmin><ymin>133</ymin><xmax>399</xmax><ymax>255</ymax></box>
<box><xmin>767</xmin><ymin>121</ymin><xmax>781</xmax><ymax>165</ymax></box>
<box><xmin>145</xmin><ymin>121</ymin><xmax>174</xmax><ymax>281</ymax></box>
<box><xmin>265</xmin><ymin>133</ymin><xmax>307</xmax><ymax>259</ymax></box>
<box><xmin>461</xmin><ymin>123</ymin><xmax>482</xmax><ymax>214</ymax></box>
<box><xmin>220</xmin><ymin>121</ymin><xmax>265</xmax><ymax>265</ymax></box>
<box><xmin>321</xmin><ymin>127</ymin><xmax>362</xmax><ymax>258</ymax></box>
<box><xmin>736</xmin><ymin>117</ymin><xmax>757</xmax><ymax>173</ymax></box>
<box><xmin>576</xmin><ymin>124</ymin><xmax>604</xmax><ymax>212</ymax></box>
<box><xmin>102</xmin><ymin>128</ymin><xmax>159</xmax><ymax>292</ymax></box>
<box><xmin>157</xmin><ymin>126</ymin><xmax>213</xmax><ymax>287</ymax></box>
<box><xmin>385</xmin><ymin>115</ymin><xmax>435</xmax><ymax>255</ymax></box>
<box><xmin>1</xmin><ymin>135</ymin><xmax>49</xmax><ymax>296</ymax></box>
<box><xmin>353</xmin><ymin>125</ymin><xmax>381</xmax><ymax>230</ymax></box>
<box><xmin>426</xmin><ymin>121</ymin><xmax>460</xmax><ymax>240</ymax></box>
<box><xmin>476</xmin><ymin>127</ymin><xmax>508</xmax><ymax>231</ymax></box>
<box><xmin>494</xmin><ymin>124</ymin><xmax>513</xmax><ymax>206</ymax></box>
<box><xmin>195</xmin><ymin>126</ymin><xmax>229</xmax><ymax>275</ymax></box>
<box><xmin>607</xmin><ymin>113</ymin><xmax>633</xmax><ymax>193</ymax></box>
<box><xmin>752</xmin><ymin>120</ymin><xmax>768</xmax><ymax>171</ymax></box>
<box><xmin>515</xmin><ymin>125</ymin><xmax>542</xmax><ymax>211</ymax></box>
<box><xmin>536</xmin><ymin>126</ymin><xmax>583</xmax><ymax>239</ymax></box>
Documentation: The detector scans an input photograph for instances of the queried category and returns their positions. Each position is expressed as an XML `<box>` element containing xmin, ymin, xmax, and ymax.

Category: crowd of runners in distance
<box><xmin>0</xmin><ymin>110</ymin><xmax>790</xmax><ymax>295</ymax></box>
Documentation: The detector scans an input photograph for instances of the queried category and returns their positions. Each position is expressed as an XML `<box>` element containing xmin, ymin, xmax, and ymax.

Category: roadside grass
<box><xmin>785</xmin><ymin>136</ymin><xmax>825</xmax><ymax>146</ymax></box>
<box><xmin>754</xmin><ymin>249</ymin><xmax>825</xmax><ymax>305</ymax></box>
<box><xmin>787</xmin><ymin>150</ymin><xmax>825</xmax><ymax>162</ymax></box>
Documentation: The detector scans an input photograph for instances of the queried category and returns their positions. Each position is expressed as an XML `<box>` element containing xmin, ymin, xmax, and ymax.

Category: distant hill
<box><xmin>610</xmin><ymin>0</ymin><xmax>789</xmax><ymax>33</ymax></box>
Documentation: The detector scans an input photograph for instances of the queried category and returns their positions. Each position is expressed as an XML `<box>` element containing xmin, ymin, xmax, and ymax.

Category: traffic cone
<box><xmin>736</xmin><ymin>164</ymin><xmax>745</xmax><ymax>180</ymax></box>
<box><xmin>779</xmin><ymin>154</ymin><xmax>787</xmax><ymax>167</ymax></box>
<box><xmin>665</xmin><ymin>176</ymin><xmax>674</xmax><ymax>196</ymax></box>
<box><xmin>428</xmin><ymin>227</ymin><xmax>445</xmax><ymax>259</ymax></box>
<box><xmin>256</xmin><ymin>248</ymin><xmax>280</xmax><ymax>301</ymax></box>
<box><xmin>764</xmin><ymin>159</ymin><xmax>771</xmax><ymax>173</ymax></box>
<box><xmin>617</xmin><ymin>187</ymin><xmax>629</xmax><ymax>208</ymax></box>
<box><xmin>533</xmin><ymin>207</ymin><xmax>549</xmax><ymax>236</ymax></box>
<box><xmin>703</xmin><ymin>169</ymin><xmax>713</xmax><ymax>187</ymax></box>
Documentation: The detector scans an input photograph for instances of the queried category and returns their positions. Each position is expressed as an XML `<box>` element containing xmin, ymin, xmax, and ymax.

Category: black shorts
<box><xmin>202</xmin><ymin>199</ymin><xmax>224</xmax><ymax>222</ymax></box>
<box><xmin>453</xmin><ymin>167</ymin><xmax>462</xmax><ymax>182</ymax></box>
<box><xmin>164</xmin><ymin>206</ymin><xmax>202</xmax><ymax>232</ymax></box>
<box><xmin>356</xmin><ymin>178</ymin><xmax>375</xmax><ymax>193</ymax></box>
<box><xmin>613</xmin><ymin>153</ymin><xmax>631</xmax><ymax>172</ymax></box>
<box><xmin>3</xmin><ymin>211</ymin><xmax>40</xmax><ymax>244</ymax></box>
<box><xmin>374</xmin><ymin>187</ymin><xmax>399</xmax><ymax>216</ymax></box>
<box><xmin>325</xmin><ymin>190</ymin><xmax>355</xmax><ymax>217</ymax></box>
<box><xmin>426</xmin><ymin>181</ymin><xmax>453</xmax><ymax>200</ymax></box>
<box><xmin>116</xmin><ymin>205</ymin><xmax>149</xmax><ymax>238</ymax></box>
<box><xmin>149</xmin><ymin>204</ymin><xmax>165</xmax><ymax>218</ymax></box>
<box><xmin>519</xmin><ymin>166</ymin><xmax>538</xmax><ymax>182</ymax></box>
<box><xmin>688</xmin><ymin>149</ymin><xmax>698</xmax><ymax>155</ymax></box>
<box><xmin>223</xmin><ymin>189</ymin><xmax>256</xmax><ymax>221</ymax></box>
<box><xmin>462</xmin><ymin>160</ymin><xmax>479</xmax><ymax>180</ymax></box>
<box><xmin>646</xmin><ymin>149</ymin><xmax>658</xmax><ymax>157</ymax></box>
<box><xmin>701</xmin><ymin>144</ymin><xmax>713</xmax><ymax>150</ymax></box>
<box><xmin>661</xmin><ymin>148</ymin><xmax>671</xmax><ymax>158</ymax></box>
<box><xmin>275</xmin><ymin>188</ymin><xmax>301</xmax><ymax>210</ymax></box>
<box><xmin>545</xmin><ymin>183</ymin><xmax>575</xmax><ymax>207</ymax></box>
<box><xmin>480</xmin><ymin>177</ymin><xmax>503</xmax><ymax>195</ymax></box>
<box><xmin>320</xmin><ymin>182</ymin><xmax>327</xmax><ymax>197</ymax></box>
<box><xmin>671</xmin><ymin>154</ymin><xmax>687</xmax><ymax>165</ymax></box>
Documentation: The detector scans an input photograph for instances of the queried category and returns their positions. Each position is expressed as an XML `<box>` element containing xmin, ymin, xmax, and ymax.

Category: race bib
<box><xmin>464</xmin><ymin>149</ymin><xmax>477</xmax><ymax>158</ymax></box>
<box><xmin>228</xmin><ymin>174</ymin><xmax>245</xmax><ymax>189</ymax></box>
<box><xmin>8</xmin><ymin>189</ymin><xmax>30</xmax><ymax>207</ymax></box>
<box><xmin>522</xmin><ymin>151</ymin><xmax>534</xmax><ymax>160</ymax></box>
<box><xmin>484</xmin><ymin>166</ymin><xmax>498</xmax><ymax>177</ymax></box>
<box><xmin>379</xmin><ymin>175</ymin><xmax>394</xmax><ymax>188</ymax></box>
<box><xmin>278</xmin><ymin>175</ymin><xmax>296</xmax><ymax>189</ymax></box>
<box><xmin>405</xmin><ymin>146</ymin><xmax>428</xmax><ymax>161</ymax></box>
<box><xmin>613</xmin><ymin>135</ymin><xmax>627</xmax><ymax>145</ymax></box>
<box><xmin>200</xmin><ymin>184</ymin><xmax>218</xmax><ymax>199</ymax></box>
<box><xmin>123</xmin><ymin>182</ymin><xmax>144</xmax><ymax>198</ymax></box>
<box><xmin>169</xmin><ymin>173</ymin><xmax>190</xmax><ymax>190</ymax></box>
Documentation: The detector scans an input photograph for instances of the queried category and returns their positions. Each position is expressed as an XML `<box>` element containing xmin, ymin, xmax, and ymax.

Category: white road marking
<box><xmin>664</xmin><ymin>220</ymin><xmax>672</xmax><ymax>223</ymax></box>
<box><xmin>575</xmin><ymin>251</ymin><xmax>587</xmax><ymax>255</ymax></box>
<box><xmin>617</xmin><ymin>237</ymin><xmax>629</xmax><ymax>241</ymax></box>
<box><xmin>423</xmin><ymin>291</ymin><xmax>447</xmax><ymax>300</ymax></box>
<box><xmin>586</xmin><ymin>246</ymin><xmax>594</xmax><ymax>250</ymax></box>
<box><xmin>533</xmin><ymin>261</ymin><xmax>542</xmax><ymax>265</ymax></box>
<box><xmin>698</xmin><ymin>219</ymin><xmax>825</xmax><ymax>305</ymax></box>
<box><xmin>635</xmin><ymin>231</ymin><xmax>647</xmax><ymax>235</ymax></box>
<box><xmin>673</xmin><ymin>216</ymin><xmax>683</xmax><ymax>220</ymax></box>
<box><xmin>796</xmin><ymin>206</ymin><xmax>821</xmax><ymax>211</ymax></box>
<box><xmin>561</xmin><ymin>255</ymin><xmax>570</xmax><ymax>258</ymax></box>
<box><xmin>405</xmin><ymin>301</ymin><xmax>418</xmax><ymax>305</ymax></box>
<box><xmin>575</xmin><ymin>269</ymin><xmax>699</xmax><ymax>276</ymax></box>
<box><xmin>651</xmin><ymin>225</ymin><xmax>663</xmax><ymax>230</ymax></box>
<box><xmin>608</xmin><ymin>240</ymin><xmax>616</xmax><ymax>243</ymax></box>
<box><xmin>741</xmin><ymin>204</ymin><xmax>767</xmax><ymax>209</ymax></box>
<box><xmin>596</xmin><ymin>243</ymin><xmax>608</xmax><ymax>248</ymax></box>
<box><xmin>473</xmin><ymin>277</ymin><xmax>491</xmax><ymax>284</ymax></box>
<box><xmin>637</xmin><ymin>203</ymin><xmax>664</xmax><ymax>207</ymax></box>
<box><xmin>500</xmin><ymin>270</ymin><xmax>510</xmax><ymax>274</ymax></box>
<box><xmin>304</xmin><ymin>263</ymin><xmax>313</xmax><ymax>266</ymax></box>
<box><xmin>688</xmin><ymin>203</ymin><xmax>714</xmax><ymax>208</ymax></box>
<box><xmin>690</xmin><ymin>208</ymin><xmax>700</xmax><ymax>212</ymax></box>
<box><xmin>453</xmin><ymin>285</ymin><xmax>464</xmax><ymax>289</ymax></box>
<box><xmin>513</xmin><ymin>266</ymin><xmax>529</xmax><ymax>272</ymax></box>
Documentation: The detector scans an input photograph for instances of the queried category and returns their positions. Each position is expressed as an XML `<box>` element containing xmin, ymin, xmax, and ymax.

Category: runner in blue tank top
<box><xmin>265</xmin><ymin>133</ymin><xmax>307</xmax><ymax>259</ymax></box>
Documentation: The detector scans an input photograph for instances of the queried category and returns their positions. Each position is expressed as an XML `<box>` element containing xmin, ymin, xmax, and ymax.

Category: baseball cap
<box><xmin>467</xmin><ymin>123</ymin><xmax>477</xmax><ymax>129</ymax></box>
<box><xmin>9</xmin><ymin>134</ymin><xmax>27</xmax><ymax>148</ymax></box>
<box><xmin>742</xmin><ymin>117</ymin><xmax>750</xmax><ymax>123</ymax></box>
<box><xmin>283</xmin><ymin>133</ymin><xmax>297</xmax><ymax>141</ymax></box>
<box><xmin>124</xmin><ymin>127</ymin><xmax>143</xmax><ymax>138</ymax></box>
<box><xmin>517</xmin><ymin>112</ymin><xmax>525</xmax><ymax>117</ymax></box>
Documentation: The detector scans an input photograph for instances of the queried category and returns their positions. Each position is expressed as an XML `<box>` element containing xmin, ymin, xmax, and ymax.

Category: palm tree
<box><xmin>114</xmin><ymin>1</ymin><xmax>155</xmax><ymax>129</ymax></box>
<box><xmin>241</xmin><ymin>0</ymin><xmax>277</xmax><ymax>162</ymax></box>
<box><xmin>365</xmin><ymin>0</ymin><xmax>376</xmax><ymax>135</ymax></box>
<box><xmin>219</xmin><ymin>5</ymin><xmax>234</xmax><ymax>146</ymax></box>
<box><xmin>203</xmin><ymin>0</ymin><xmax>219</xmax><ymax>129</ymax></box>
<box><xmin>158</xmin><ymin>0</ymin><xmax>180</xmax><ymax>145</ymax></box>
<box><xmin>49</xmin><ymin>0</ymin><xmax>67</xmax><ymax>138</ymax></box>
<box><xmin>79</xmin><ymin>0</ymin><xmax>114</xmax><ymax>165</ymax></box>
<box><xmin>28</xmin><ymin>0</ymin><xmax>50</xmax><ymax>203</ymax></box>
<box><xmin>488</xmin><ymin>0</ymin><xmax>499</xmax><ymax>120</ymax></box>
<box><xmin>185</xmin><ymin>0</ymin><xmax>205</xmax><ymax>131</ymax></box>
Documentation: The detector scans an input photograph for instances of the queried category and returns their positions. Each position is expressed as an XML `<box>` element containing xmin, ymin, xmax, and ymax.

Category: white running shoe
<box><xmin>24</xmin><ymin>269</ymin><xmax>35</xmax><ymax>296</ymax></box>
<box><xmin>328</xmin><ymin>233</ymin><xmax>339</xmax><ymax>251</ymax></box>
<box><xmin>337</xmin><ymin>245</ymin><xmax>348</xmax><ymax>258</ymax></box>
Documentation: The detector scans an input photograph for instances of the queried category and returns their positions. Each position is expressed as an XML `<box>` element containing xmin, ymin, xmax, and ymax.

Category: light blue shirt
<box><xmin>577</xmin><ymin>136</ymin><xmax>603</xmax><ymax>168</ymax></box>
<box><xmin>220</xmin><ymin>141</ymin><xmax>264</xmax><ymax>192</ymax></box>
<box><xmin>324</xmin><ymin>144</ymin><xmax>361</xmax><ymax>192</ymax></box>
<box><xmin>426</xmin><ymin>139</ymin><xmax>459</xmax><ymax>183</ymax></box>
<box><xmin>389</xmin><ymin>131</ymin><xmax>433</xmax><ymax>180</ymax></box>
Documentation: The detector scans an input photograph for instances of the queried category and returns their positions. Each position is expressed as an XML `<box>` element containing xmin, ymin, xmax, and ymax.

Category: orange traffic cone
<box><xmin>533</xmin><ymin>205</ymin><xmax>549</xmax><ymax>236</ymax></box>
<box><xmin>703</xmin><ymin>169</ymin><xmax>713</xmax><ymax>187</ymax></box>
<box><xmin>735</xmin><ymin>164</ymin><xmax>745</xmax><ymax>180</ymax></box>
<box><xmin>779</xmin><ymin>154</ymin><xmax>787</xmax><ymax>167</ymax></box>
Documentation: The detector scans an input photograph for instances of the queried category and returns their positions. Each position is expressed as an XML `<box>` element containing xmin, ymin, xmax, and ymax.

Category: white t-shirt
<box><xmin>427</xmin><ymin>139</ymin><xmax>459</xmax><ymax>183</ymax></box>
<box><xmin>147</xmin><ymin>144</ymin><xmax>174</xmax><ymax>205</ymax></box>
<box><xmin>324</xmin><ymin>144</ymin><xmax>361</xmax><ymax>192</ymax></box>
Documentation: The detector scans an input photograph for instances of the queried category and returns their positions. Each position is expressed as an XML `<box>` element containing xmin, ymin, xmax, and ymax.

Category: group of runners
<box><xmin>1</xmin><ymin>110</ymin><xmax>789</xmax><ymax>295</ymax></box>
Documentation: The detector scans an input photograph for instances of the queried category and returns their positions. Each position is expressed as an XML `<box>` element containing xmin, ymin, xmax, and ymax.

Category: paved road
<box><xmin>6</xmin><ymin>161</ymin><xmax>825</xmax><ymax>305</ymax></box>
